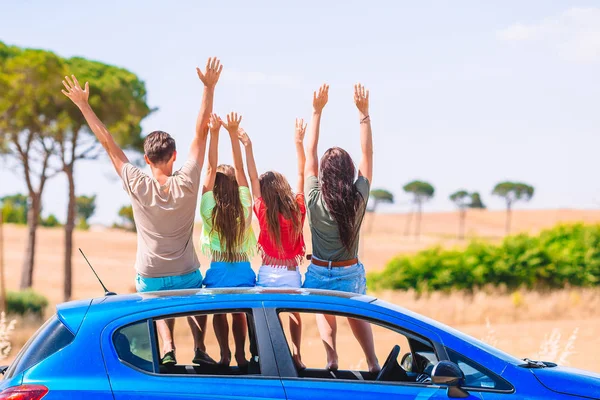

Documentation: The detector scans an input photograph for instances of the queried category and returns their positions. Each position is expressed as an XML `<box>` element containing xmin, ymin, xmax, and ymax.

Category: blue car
<box><xmin>1</xmin><ymin>288</ymin><xmax>599</xmax><ymax>399</ymax></box>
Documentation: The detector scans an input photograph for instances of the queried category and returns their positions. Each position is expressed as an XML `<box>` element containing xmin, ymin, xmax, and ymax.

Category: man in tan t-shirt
<box><xmin>62</xmin><ymin>57</ymin><xmax>224</xmax><ymax>366</ymax></box>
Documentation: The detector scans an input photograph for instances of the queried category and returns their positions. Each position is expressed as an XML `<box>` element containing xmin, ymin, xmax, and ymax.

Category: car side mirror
<box><xmin>431</xmin><ymin>361</ymin><xmax>469</xmax><ymax>398</ymax></box>
<box><xmin>0</xmin><ymin>366</ymin><xmax>8</xmax><ymax>375</ymax></box>
<box><xmin>400</xmin><ymin>353</ymin><xmax>413</xmax><ymax>372</ymax></box>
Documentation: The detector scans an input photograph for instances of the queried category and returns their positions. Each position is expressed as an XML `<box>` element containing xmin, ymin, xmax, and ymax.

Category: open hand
<box><xmin>295</xmin><ymin>118</ymin><xmax>307</xmax><ymax>144</ymax></box>
<box><xmin>354</xmin><ymin>83</ymin><xmax>369</xmax><ymax>117</ymax></box>
<box><xmin>208</xmin><ymin>113</ymin><xmax>222</xmax><ymax>134</ymax></box>
<box><xmin>196</xmin><ymin>57</ymin><xmax>223</xmax><ymax>89</ymax></box>
<box><xmin>238</xmin><ymin>128</ymin><xmax>251</xmax><ymax>148</ymax></box>
<box><xmin>61</xmin><ymin>75</ymin><xmax>89</xmax><ymax>107</ymax></box>
<box><xmin>222</xmin><ymin>112</ymin><xmax>242</xmax><ymax>134</ymax></box>
<box><xmin>313</xmin><ymin>84</ymin><xmax>329</xmax><ymax>114</ymax></box>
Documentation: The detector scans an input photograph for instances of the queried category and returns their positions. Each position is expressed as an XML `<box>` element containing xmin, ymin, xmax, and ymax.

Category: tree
<box><xmin>449</xmin><ymin>190</ymin><xmax>470</xmax><ymax>240</ymax></box>
<box><xmin>58</xmin><ymin>58</ymin><xmax>151</xmax><ymax>301</ymax></box>
<box><xmin>366</xmin><ymin>189</ymin><xmax>394</xmax><ymax>234</ymax></box>
<box><xmin>76</xmin><ymin>195</ymin><xmax>96</xmax><ymax>230</ymax></box>
<box><xmin>403</xmin><ymin>180</ymin><xmax>435</xmax><ymax>238</ymax></box>
<box><xmin>469</xmin><ymin>192</ymin><xmax>486</xmax><ymax>209</ymax></box>
<box><xmin>0</xmin><ymin>199</ymin><xmax>6</xmax><ymax>311</ymax></box>
<box><xmin>369</xmin><ymin>189</ymin><xmax>394</xmax><ymax>212</ymax></box>
<box><xmin>118</xmin><ymin>205</ymin><xmax>136</xmax><ymax>232</ymax></box>
<box><xmin>0</xmin><ymin>43</ymin><xmax>65</xmax><ymax>289</ymax></box>
<box><xmin>492</xmin><ymin>181</ymin><xmax>534</xmax><ymax>235</ymax></box>
<box><xmin>0</xmin><ymin>194</ymin><xmax>28</xmax><ymax>224</ymax></box>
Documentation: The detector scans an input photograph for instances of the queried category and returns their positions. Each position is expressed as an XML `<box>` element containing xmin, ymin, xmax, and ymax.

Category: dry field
<box><xmin>3</xmin><ymin>208</ymin><xmax>600</xmax><ymax>372</ymax></box>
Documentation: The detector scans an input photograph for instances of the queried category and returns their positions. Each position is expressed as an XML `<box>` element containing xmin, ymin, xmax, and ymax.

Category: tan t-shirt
<box><xmin>121</xmin><ymin>158</ymin><xmax>201</xmax><ymax>278</ymax></box>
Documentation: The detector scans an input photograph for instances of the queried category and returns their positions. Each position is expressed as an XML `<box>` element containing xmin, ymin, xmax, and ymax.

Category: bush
<box><xmin>7</xmin><ymin>290</ymin><xmax>49</xmax><ymax>318</ymax></box>
<box><xmin>369</xmin><ymin>224</ymin><xmax>600</xmax><ymax>293</ymax></box>
<box><xmin>40</xmin><ymin>214</ymin><xmax>61</xmax><ymax>227</ymax></box>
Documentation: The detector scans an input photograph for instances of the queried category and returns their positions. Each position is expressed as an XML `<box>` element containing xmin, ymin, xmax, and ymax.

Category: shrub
<box><xmin>7</xmin><ymin>290</ymin><xmax>49</xmax><ymax>318</ymax></box>
<box><xmin>369</xmin><ymin>224</ymin><xmax>600</xmax><ymax>292</ymax></box>
<box><xmin>40</xmin><ymin>214</ymin><xmax>61</xmax><ymax>227</ymax></box>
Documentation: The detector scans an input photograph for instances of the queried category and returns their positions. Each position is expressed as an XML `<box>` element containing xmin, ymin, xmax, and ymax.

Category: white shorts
<box><xmin>256</xmin><ymin>265</ymin><xmax>302</xmax><ymax>288</ymax></box>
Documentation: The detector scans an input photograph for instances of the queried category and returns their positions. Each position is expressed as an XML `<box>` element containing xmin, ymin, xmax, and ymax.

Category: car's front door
<box><xmin>263</xmin><ymin>300</ymin><xmax>483</xmax><ymax>400</ymax></box>
<box><xmin>102</xmin><ymin>301</ymin><xmax>286</xmax><ymax>400</ymax></box>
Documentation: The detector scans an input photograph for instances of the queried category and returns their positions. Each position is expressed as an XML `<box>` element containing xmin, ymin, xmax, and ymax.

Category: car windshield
<box><xmin>374</xmin><ymin>299</ymin><xmax>525</xmax><ymax>365</ymax></box>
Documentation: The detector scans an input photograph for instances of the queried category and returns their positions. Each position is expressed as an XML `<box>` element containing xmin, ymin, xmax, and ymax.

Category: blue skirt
<box><xmin>203</xmin><ymin>261</ymin><xmax>256</xmax><ymax>288</ymax></box>
<box><xmin>302</xmin><ymin>262</ymin><xmax>366</xmax><ymax>294</ymax></box>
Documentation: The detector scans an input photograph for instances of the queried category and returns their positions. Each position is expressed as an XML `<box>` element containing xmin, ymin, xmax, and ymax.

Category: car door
<box><xmin>262</xmin><ymin>300</ymin><xmax>483</xmax><ymax>400</ymax></box>
<box><xmin>101</xmin><ymin>300</ymin><xmax>286</xmax><ymax>400</ymax></box>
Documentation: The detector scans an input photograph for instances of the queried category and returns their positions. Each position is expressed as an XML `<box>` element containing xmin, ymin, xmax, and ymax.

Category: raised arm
<box><xmin>202</xmin><ymin>114</ymin><xmax>221</xmax><ymax>194</ymax></box>
<box><xmin>191</xmin><ymin>57</ymin><xmax>223</xmax><ymax>166</ymax></box>
<box><xmin>238</xmin><ymin>129</ymin><xmax>260</xmax><ymax>201</ymax></box>
<box><xmin>222</xmin><ymin>112</ymin><xmax>249</xmax><ymax>188</ymax></box>
<box><xmin>295</xmin><ymin>118</ymin><xmax>307</xmax><ymax>193</ymax></box>
<box><xmin>304</xmin><ymin>84</ymin><xmax>329</xmax><ymax>179</ymax></box>
<box><xmin>355</xmin><ymin>83</ymin><xmax>373</xmax><ymax>183</ymax></box>
<box><xmin>62</xmin><ymin>75</ymin><xmax>128</xmax><ymax>174</ymax></box>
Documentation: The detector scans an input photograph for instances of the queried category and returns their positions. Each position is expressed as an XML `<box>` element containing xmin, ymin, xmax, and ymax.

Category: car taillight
<box><xmin>0</xmin><ymin>385</ymin><xmax>48</xmax><ymax>400</ymax></box>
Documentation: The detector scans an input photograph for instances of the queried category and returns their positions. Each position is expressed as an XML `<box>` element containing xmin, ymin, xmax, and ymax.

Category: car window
<box><xmin>114</xmin><ymin>321</ymin><xmax>154</xmax><ymax>372</ymax></box>
<box><xmin>113</xmin><ymin>311</ymin><xmax>260</xmax><ymax>377</ymax></box>
<box><xmin>5</xmin><ymin>315</ymin><xmax>75</xmax><ymax>379</ymax></box>
<box><xmin>277</xmin><ymin>311</ymin><xmax>437</xmax><ymax>384</ymax></box>
<box><xmin>446</xmin><ymin>348</ymin><xmax>512</xmax><ymax>391</ymax></box>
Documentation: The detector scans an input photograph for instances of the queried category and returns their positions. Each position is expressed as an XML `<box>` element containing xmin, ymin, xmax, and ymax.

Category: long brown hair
<box><xmin>320</xmin><ymin>147</ymin><xmax>366</xmax><ymax>252</ymax></box>
<box><xmin>212</xmin><ymin>164</ymin><xmax>246</xmax><ymax>261</ymax></box>
<box><xmin>259</xmin><ymin>171</ymin><xmax>302</xmax><ymax>254</ymax></box>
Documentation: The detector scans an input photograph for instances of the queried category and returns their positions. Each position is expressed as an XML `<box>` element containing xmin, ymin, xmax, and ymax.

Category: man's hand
<box><xmin>354</xmin><ymin>83</ymin><xmax>369</xmax><ymax>119</ymax></box>
<box><xmin>238</xmin><ymin>128</ymin><xmax>252</xmax><ymax>148</ymax></box>
<box><xmin>313</xmin><ymin>84</ymin><xmax>329</xmax><ymax>114</ymax></box>
<box><xmin>196</xmin><ymin>57</ymin><xmax>223</xmax><ymax>89</ymax></box>
<box><xmin>208</xmin><ymin>113</ymin><xmax>222</xmax><ymax>135</ymax></box>
<box><xmin>222</xmin><ymin>112</ymin><xmax>242</xmax><ymax>135</ymax></box>
<box><xmin>295</xmin><ymin>118</ymin><xmax>307</xmax><ymax>144</ymax></box>
<box><xmin>61</xmin><ymin>75</ymin><xmax>90</xmax><ymax>108</ymax></box>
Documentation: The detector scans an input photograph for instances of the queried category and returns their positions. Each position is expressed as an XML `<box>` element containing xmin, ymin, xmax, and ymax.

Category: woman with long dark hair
<box><xmin>200</xmin><ymin>113</ymin><xmax>257</xmax><ymax>367</ymax></box>
<box><xmin>237</xmin><ymin>119</ymin><xmax>308</xmax><ymax>368</ymax></box>
<box><xmin>302</xmin><ymin>83</ymin><xmax>379</xmax><ymax>373</ymax></box>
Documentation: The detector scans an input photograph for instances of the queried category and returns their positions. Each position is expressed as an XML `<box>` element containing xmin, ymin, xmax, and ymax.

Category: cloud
<box><xmin>497</xmin><ymin>7</ymin><xmax>600</xmax><ymax>63</ymax></box>
<box><xmin>222</xmin><ymin>68</ymin><xmax>300</xmax><ymax>88</ymax></box>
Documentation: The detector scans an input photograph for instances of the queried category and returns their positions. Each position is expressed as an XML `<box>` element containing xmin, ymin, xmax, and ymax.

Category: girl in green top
<box><xmin>200</xmin><ymin>113</ymin><xmax>257</xmax><ymax>368</ymax></box>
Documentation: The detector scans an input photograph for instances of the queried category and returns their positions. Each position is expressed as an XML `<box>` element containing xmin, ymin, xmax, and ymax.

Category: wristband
<box><xmin>360</xmin><ymin>115</ymin><xmax>370</xmax><ymax>124</ymax></box>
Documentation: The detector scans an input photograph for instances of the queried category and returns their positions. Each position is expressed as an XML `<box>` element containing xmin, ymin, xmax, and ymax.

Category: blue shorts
<box><xmin>302</xmin><ymin>262</ymin><xmax>367</xmax><ymax>294</ymax></box>
<box><xmin>202</xmin><ymin>261</ymin><xmax>256</xmax><ymax>288</ymax></box>
<box><xmin>136</xmin><ymin>269</ymin><xmax>203</xmax><ymax>293</ymax></box>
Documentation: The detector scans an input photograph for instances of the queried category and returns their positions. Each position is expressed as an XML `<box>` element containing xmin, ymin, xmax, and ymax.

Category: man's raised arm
<box><xmin>62</xmin><ymin>75</ymin><xmax>129</xmax><ymax>174</ymax></box>
<box><xmin>191</xmin><ymin>57</ymin><xmax>223</xmax><ymax>167</ymax></box>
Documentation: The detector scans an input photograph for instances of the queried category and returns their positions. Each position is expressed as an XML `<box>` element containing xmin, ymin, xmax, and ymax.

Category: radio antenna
<box><xmin>79</xmin><ymin>248</ymin><xmax>116</xmax><ymax>296</ymax></box>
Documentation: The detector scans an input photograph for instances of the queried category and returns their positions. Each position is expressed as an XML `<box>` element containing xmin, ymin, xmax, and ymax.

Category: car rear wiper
<box><xmin>520</xmin><ymin>358</ymin><xmax>547</xmax><ymax>368</ymax></box>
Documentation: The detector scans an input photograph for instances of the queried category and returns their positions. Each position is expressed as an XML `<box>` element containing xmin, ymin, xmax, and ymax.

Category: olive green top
<box><xmin>305</xmin><ymin>175</ymin><xmax>370</xmax><ymax>261</ymax></box>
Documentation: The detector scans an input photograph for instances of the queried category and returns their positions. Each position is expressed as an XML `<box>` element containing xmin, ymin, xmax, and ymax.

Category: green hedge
<box><xmin>368</xmin><ymin>224</ymin><xmax>600</xmax><ymax>292</ymax></box>
<box><xmin>7</xmin><ymin>289</ymin><xmax>49</xmax><ymax>317</ymax></box>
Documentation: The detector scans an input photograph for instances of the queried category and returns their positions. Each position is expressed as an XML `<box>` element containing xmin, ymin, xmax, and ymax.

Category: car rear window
<box><xmin>4</xmin><ymin>315</ymin><xmax>75</xmax><ymax>379</ymax></box>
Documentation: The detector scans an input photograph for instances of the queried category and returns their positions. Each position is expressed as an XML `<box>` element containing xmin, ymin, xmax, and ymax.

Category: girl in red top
<box><xmin>238</xmin><ymin>119</ymin><xmax>307</xmax><ymax>369</ymax></box>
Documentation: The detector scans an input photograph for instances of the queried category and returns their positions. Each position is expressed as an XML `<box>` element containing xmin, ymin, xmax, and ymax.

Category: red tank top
<box><xmin>253</xmin><ymin>193</ymin><xmax>306</xmax><ymax>266</ymax></box>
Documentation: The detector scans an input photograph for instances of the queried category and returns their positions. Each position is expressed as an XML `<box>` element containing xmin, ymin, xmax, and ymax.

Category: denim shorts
<box><xmin>256</xmin><ymin>265</ymin><xmax>302</xmax><ymax>288</ymax></box>
<box><xmin>202</xmin><ymin>261</ymin><xmax>256</xmax><ymax>288</ymax></box>
<box><xmin>302</xmin><ymin>262</ymin><xmax>367</xmax><ymax>294</ymax></box>
<box><xmin>136</xmin><ymin>269</ymin><xmax>203</xmax><ymax>293</ymax></box>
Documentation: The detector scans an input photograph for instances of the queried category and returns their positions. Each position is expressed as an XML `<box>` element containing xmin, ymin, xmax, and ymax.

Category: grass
<box><xmin>374</xmin><ymin>287</ymin><xmax>600</xmax><ymax>326</ymax></box>
<box><xmin>0</xmin><ymin>312</ymin><xmax>17</xmax><ymax>361</ymax></box>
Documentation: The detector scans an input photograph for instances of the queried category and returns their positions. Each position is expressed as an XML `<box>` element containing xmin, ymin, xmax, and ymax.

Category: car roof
<box><xmin>56</xmin><ymin>288</ymin><xmax>377</xmax><ymax>333</ymax></box>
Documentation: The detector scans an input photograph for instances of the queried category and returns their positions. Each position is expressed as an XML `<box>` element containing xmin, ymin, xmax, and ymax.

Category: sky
<box><xmin>1</xmin><ymin>1</ymin><xmax>599</xmax><ymax>224</ymax></box>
